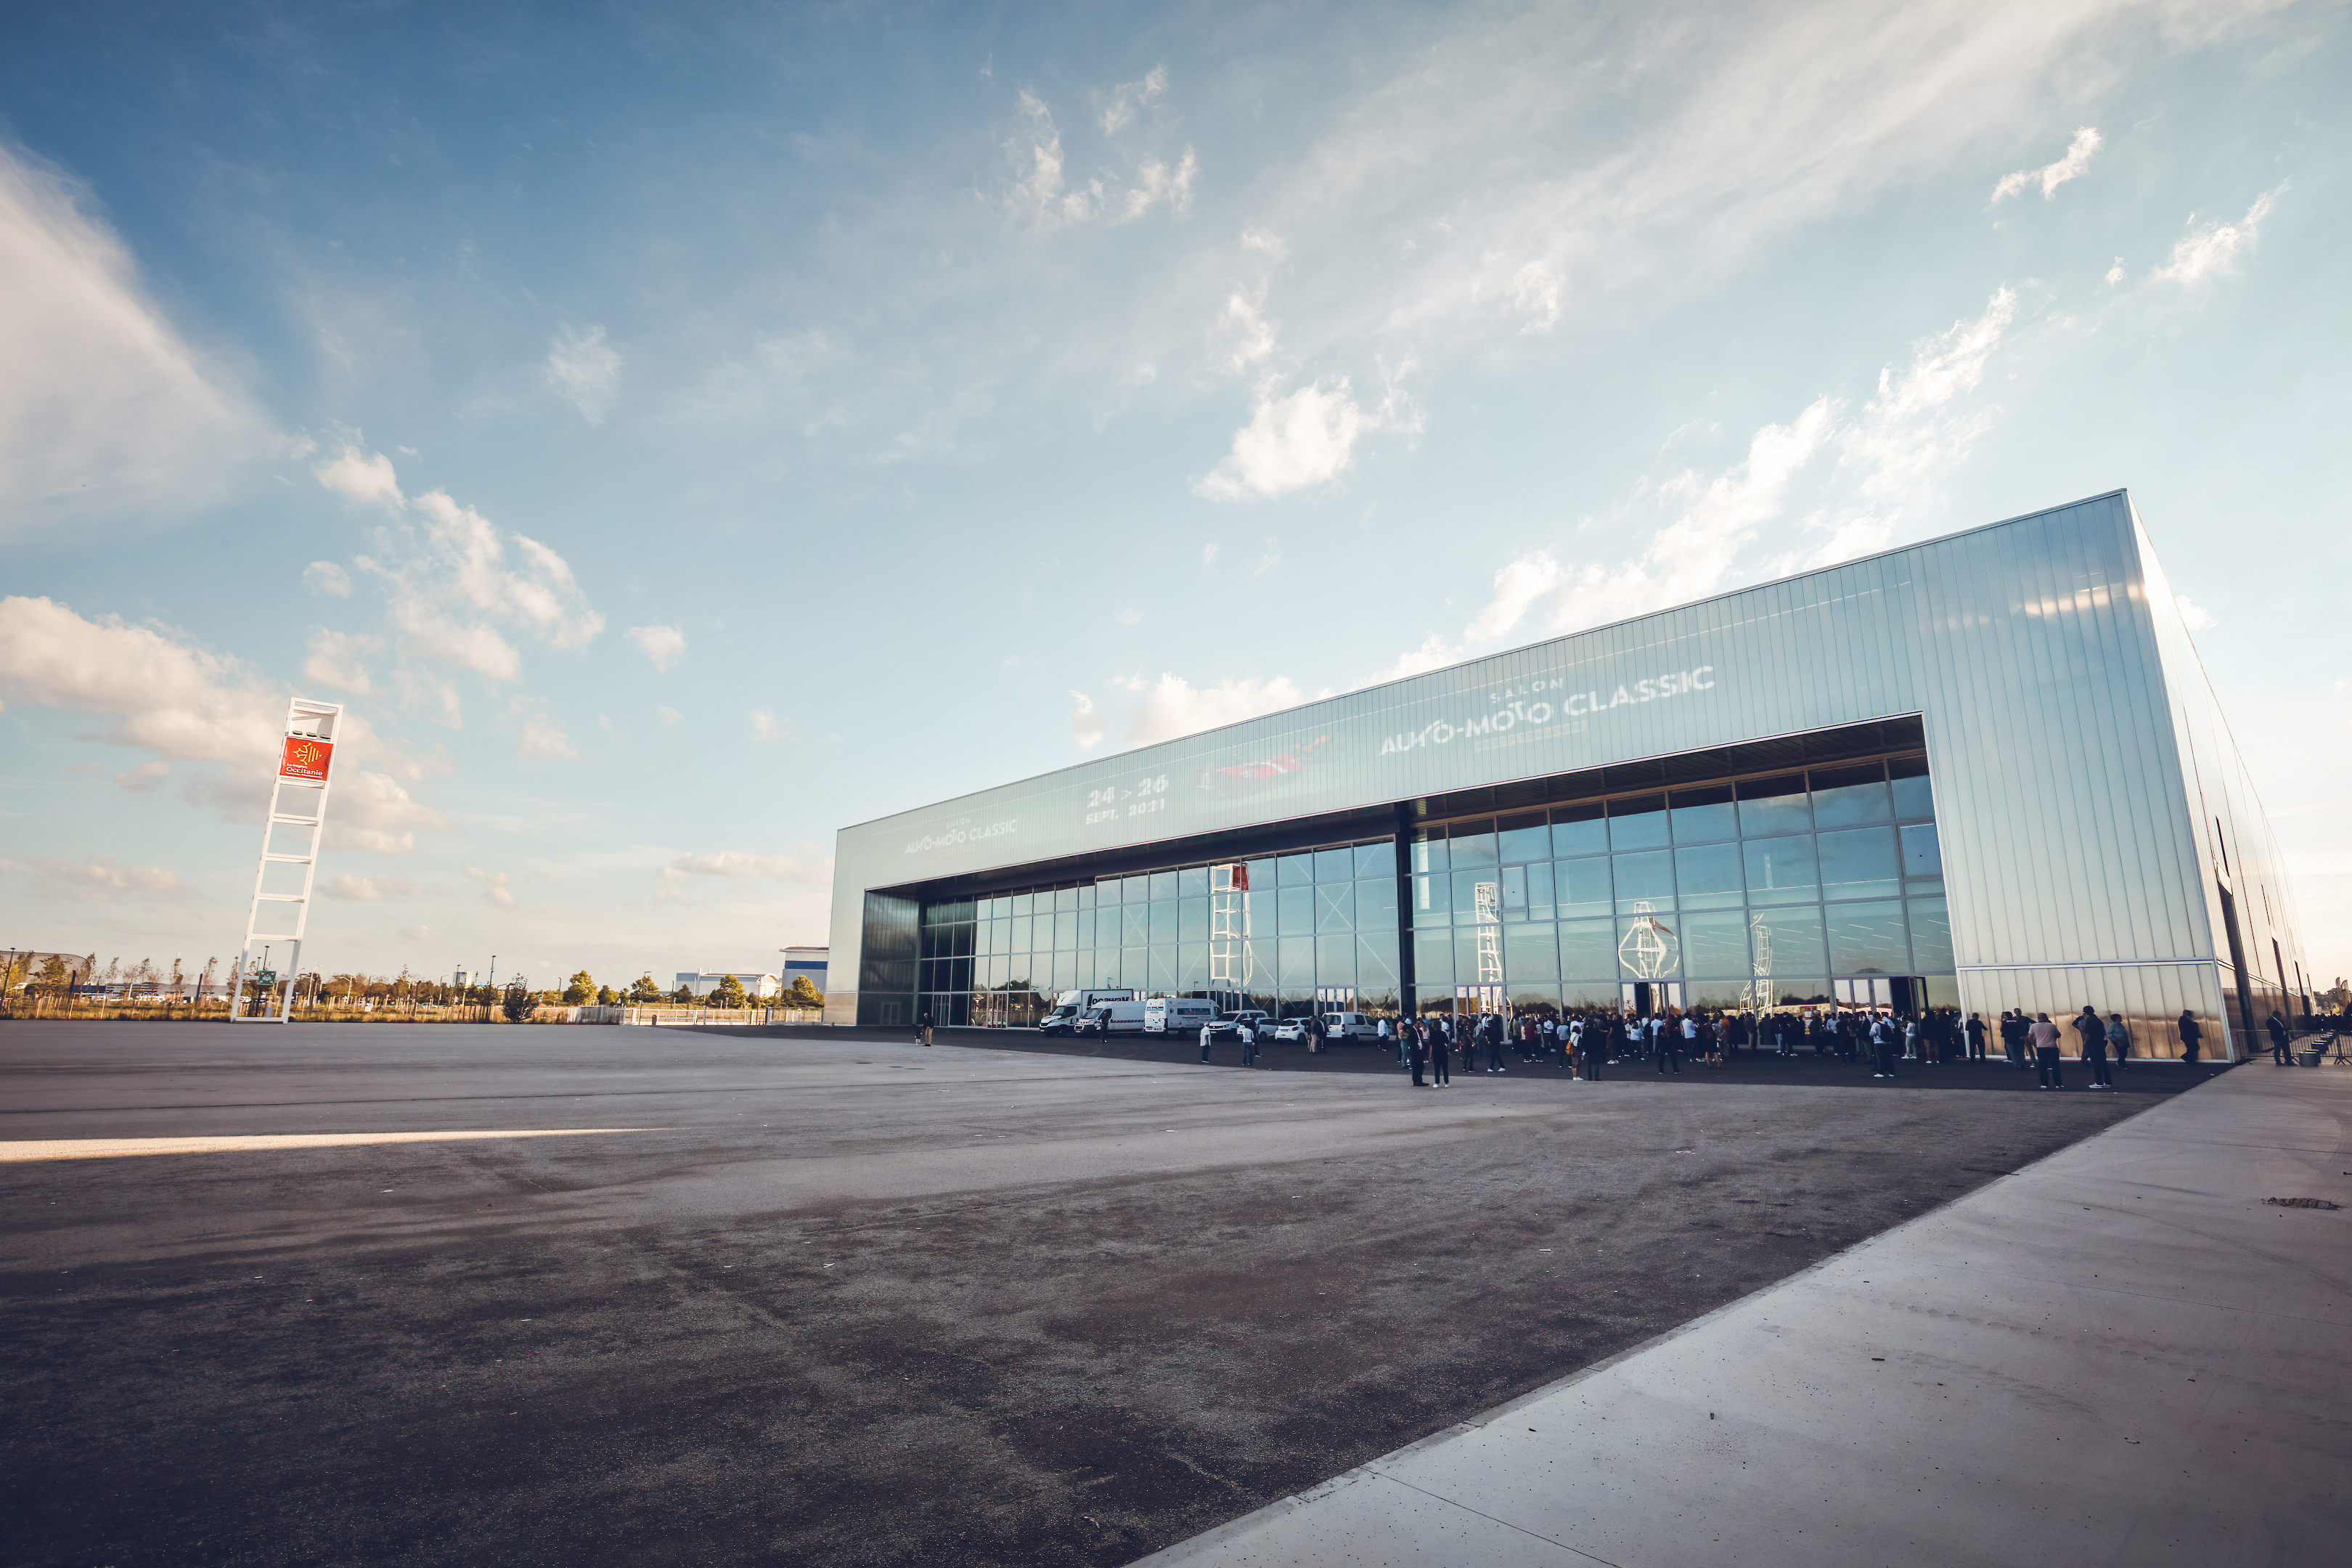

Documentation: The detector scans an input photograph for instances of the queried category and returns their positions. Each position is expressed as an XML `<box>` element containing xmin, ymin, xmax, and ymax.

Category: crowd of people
<box><xmin>1361</xmin><ymin>1000</ymin><xmax>2242</xmax><ymax>1089</ymax></box>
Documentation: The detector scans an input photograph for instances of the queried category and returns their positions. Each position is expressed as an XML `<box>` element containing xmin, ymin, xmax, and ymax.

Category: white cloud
<box><xmin>750</xmin><ymin>708</ymin><xmax>785</xmax><ymax>742</ymax></box>
<box><xmin>1991</xmin><ymin>126</ymin><xmax>2102</xmax><ymax>202</ymax></box>
<box><xmin>1125</xmin><ymin>672</ymin><xmax>1307</xmax><ymax>748</ymax></box>
<box><xmin>303</xmin><ymin>561</ymin><xmax>354</xmax><ymax>598</ymax></box>
<box><xmin>1215</xmin><ymin>292</ymin><xmax>1280</xmax><ymax>373</ymax></box>
<box><xmin>324</xmin><ymin>444</ymin><xmax>603</xmax><ymax>682</ymax></box>
<box><xmin>1553</xmin><ymin>396</ymin><xmax>1840</xmax><ymax>632</ymax></box>
<box><xmin>626</xmin><ymin>624</ymin><xmax>687</xmax><ymax>671</ymax></box>
<box><xmin>0</xmin><ymin>594</ymin><xmax>283</xmax><ymax>766</ymax></box>
<box><xmin>2176</xmin><ymin>594</ymin><xmax>2218</xmax><ymax>632</ymax></box>
<box><xmin>9</xmin><ymin>854</ymin><xmax>185</xmax><ymax>901</ymax></box>
<box><xmin>1513</xmin><ymin>261</ymin><xmax>1564</xmax><ymax>334</ymax></box>
<box><xmin>1004</xmin><ymin>89</ymin><xmax>1196</xmax><ymax>228</ymax></box>
<box><xmin>324</xmin><ymin>769</ymin><xmax>451</xmax><ymax>854</ymax></box>
<box><xmin>113</xmin><ymin>760</ymin><xmax>170</xmax><ymax>796</ymax></box>
<box><xmin>0</xmin><ymin>144</ymin><xmax>268</xmax><ymax>542</ymax></box>
<box><xmin>656</xmin><ymin>703</ymin><xmax>684</xmax><ymax>727</ymax></box>
<box><xmin>2105</xmin><ymin>257</ymin><xmax>2126</xmax><ymax>285</ymax></box>
<box><xmin>545</xmin><ymin>324</ymin><xmax>622</xmax><ymax>422</ymax></box>
<box><xmin>516</xmin><ymin>717</ymin><xmax>576</xmax><ymax>761</ymax></box>
<box><xmin>314</xmin><ymin>446</ymin><xmax>403</xmax><ymax>509</ymax></box>
<box><xmin>1098</xmin><ymin>65</ymin><xmax>1167</xmax><ymax>135</ymax></box>
<box><xmin>322</xmin><ymin>873</ymin><xmax>429</xmax><ymax>902</ymax></box>
<box><xmin>1114</xmin><ymin>608</ymin><xmax>1142</xmax><ymax>626</ymax></box>
<box><xmin>1363</xmin><ymin>633</ymin><xmax>1464</xmax><ymax>687</ymax></box>
<box><xmin>303</xmin><ymin>629</ymin><xmax>380</xmax><ymax>694</ymax></box>
<box><xmin>399</xmin><ymin>923</ymin><xmax>433</xmax><ymax>941</ymax></box>
<box><xmin>1203</xmin><ymin>540</ymin><xmax>1220</xmax><ymax>565</ymax></box>
<box><xmin>466</xmin><ymin>867</ymin><xmax>517</xmax><ymax>909</ymax></box>
<box><xmin>1466</xmin><ymin>550</ymin><xmax>1567</xmax><ymax>645</ymax></box>
<box><xmin>2152</xmin><ymin>184</ymin><xmax>2284</xmax><ymax>285</ymax></box>
<box><xmin>1196</xmin><ymin>372</ymin><xmax>1417</xmax><ymax>502</ymax></box>
<box><xmin>1069</xmin><ymin>690</ymin><xmax>1105</xmax><ymax>749</ymax></box>
<box><xmin>658</xmin><ymin>846</ymin><xmax>833</xmax><ymax>885</ymax></box>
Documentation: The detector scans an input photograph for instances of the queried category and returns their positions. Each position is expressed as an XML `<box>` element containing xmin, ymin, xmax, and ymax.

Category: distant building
<box><xmin>674</xmin><ymin>970</ymin><xmax>782</xmax><ymax>999</ymax></box>
<box><xmin>781</xmin><ymin>946</ymin><xmax>829</xmax><ymax>994</ymax></box>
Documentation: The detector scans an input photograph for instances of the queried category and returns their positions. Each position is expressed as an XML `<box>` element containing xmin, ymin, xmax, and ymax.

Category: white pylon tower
<box><xmin>1209</xmin><ymin>863</ymin><xmax>1255</xmax><ymax>1009</ymax></box>
<box><xmin>1617</xmin><ymin>900</ymin><xmax>1678</xmax><ymax>980</ymax></box>
<box><xmin>1474</xmin><ymin>879</ymin><xmax>1503</xmax><ymax>987</ymax></box>
<box><xmin>1747</xmin><ymin>910</ymin><xmax>1776</xmax><ymax>1013</ymax></box>
<box><xmin>228</xmin><ymin>698</ymin><xmax>343</xmax><ymax>1023</ymax></box>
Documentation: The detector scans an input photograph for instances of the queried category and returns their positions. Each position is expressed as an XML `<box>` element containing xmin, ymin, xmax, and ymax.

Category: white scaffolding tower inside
<box><xmin>1208</xmin><ymin>863</ymin><xmax>1256</xmax><ymax>1010</ymax></box>
<box><xmin>229</xmin><ymin>698</ymin><xmax>343</xmax><ymax>1023</ymax></box>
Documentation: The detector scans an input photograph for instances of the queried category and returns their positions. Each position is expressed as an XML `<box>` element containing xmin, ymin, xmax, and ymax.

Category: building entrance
<box><xmin>1621</xmin><ymin>981</ymin><xmax>1683</xmax><ymax>1013</ymax></box>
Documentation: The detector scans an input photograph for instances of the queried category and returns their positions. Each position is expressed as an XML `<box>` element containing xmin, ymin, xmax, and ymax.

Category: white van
<box><xmin>1321</xmin><ymin>1011</ymin><xmax>1384</xmax><ymax>1042</ymax></box>
<box><xmin>1080</xmin><ymin>1000</ymin><xmax>1148</xmax><ymax>1036</ymax></box>
<box><xmin>1037</xmin><ymin>988</ymin><xmax>1138</xmax><ymax>1034</ymax></box>
<box><xmin>1144</xmin><ymin>997</ymin><xmax>1221</xmax><ymax>1035</ymax></box>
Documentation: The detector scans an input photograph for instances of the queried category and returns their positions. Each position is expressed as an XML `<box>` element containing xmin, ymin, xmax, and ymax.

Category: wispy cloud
<box><xmin>1992</xmin><ymin>126</ymin><xmax>2102</xmax><ymax>202</ymax></box>
<box><xmin>1068</xmin><ymin>690</ymin><xmax>1105</xmax><ymax>749</ymax></box>
<box><xmin>303</xmin><ymin>561</ymin><xmax>353</xmax><ymax>597</ymax></box>
<box><xmin>1195</xmin><ymin>371</ymin><xmax>1418</xmax><ymax>502</ymax></box>
<box><xmin>545</xmin><ymin>324</ymin><xmax>622</xmax><ymax>422</ymax></box>
<box><xmin>0</xmin><ymin>143</ymin><xmax>268</xmax><ymax>542</ymax></box>
<box><xmin>1125</xmin><ymin>672</ymin><xmax>1306</xmax><ymax>748</ymax></box>
<box><xmin>625</xmin><ymin>624</ymin><xmax>687</xmax><ymax>671</ymax></box>
<box><xmin>2152</xmin><ymin>184</ymin><xmax>2284</xmax><ymax>286</ymax></box>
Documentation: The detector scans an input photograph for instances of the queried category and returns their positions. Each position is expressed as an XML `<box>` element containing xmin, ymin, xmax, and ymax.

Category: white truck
<box><xmin>1145</xmin><ymin>997</ymin><xmax>1221</xmax><ymax>1035</ymax></box>
<box><xmin>1037</xmin><ymin>988</ymin><xmax>1138</xmax><ymax>1034</ymax></box>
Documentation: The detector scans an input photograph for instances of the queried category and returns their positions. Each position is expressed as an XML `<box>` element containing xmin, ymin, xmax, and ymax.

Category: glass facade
<box><xmin>833</xmin><ymin>491</ymin><xmax>2310</xmax><ymax>1061</ymax></box>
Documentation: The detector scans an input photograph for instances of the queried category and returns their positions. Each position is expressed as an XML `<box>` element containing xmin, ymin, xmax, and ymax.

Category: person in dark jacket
<box><xmin>2076</xmin><ymin>1005</ymin><xmax>2112</xmax><ymax>1087</ymax></box>
<box><xmin>1965</xmin><ymin>1011</ymin><xmax>1988</xmax><ymax>1061</ymax></box>
<box><xmin>2104</xmin><ymin>1013</ymin><xmax>2130</xmax><ymax>1079</ymax></box>
<box><xmin>1485</xmin><ymin>1013</ymin><xmax>1508</xmax><ymax>1074</ymax></box>
<box><xmin>1429</xmin><ymin>1017</ymin><xmax>1453</xmax><ymax>1086</ymax></box>
<box><xmin>2266</xmin><ymin>1010</ymin><xmax>2292</xmax><ymax>1064</ymax></box>
<box><xmin>2177</xmin><ymin>1008</ymin><xmax>2202</xmax><ymax>1067</ymax></box>
<box><xmin>1999</xmin><ymin>1009</ymin><xmax>2028</xmax><ymax>1068</ymax></box>
<box><xmin>1406</xmin><ymin>1019</ymin><xmax>1427</xmax><ymax>1087</ymax></box>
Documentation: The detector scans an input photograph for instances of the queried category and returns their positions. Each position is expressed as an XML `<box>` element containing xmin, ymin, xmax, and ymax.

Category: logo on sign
<box><xmin>279</xmin><ymin>738</ymin><xmax>334</xmax><ymax>781</ymax></box>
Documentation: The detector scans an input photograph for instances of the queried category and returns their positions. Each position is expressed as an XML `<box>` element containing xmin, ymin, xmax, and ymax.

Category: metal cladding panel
<box><xmin>825</xmin><ymin>491</ymin><xmax>2292</xmax><ymax>1030</ymax></box>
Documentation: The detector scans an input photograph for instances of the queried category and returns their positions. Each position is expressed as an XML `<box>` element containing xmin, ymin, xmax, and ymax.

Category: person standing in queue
<box><xmin>2073</xmin><ymin>1005</ymin><xmax>2108</xmax><ymax>1086</ymax></box>
<box><xmin>1485</xmin><ymin>1012</ymin><xmax>1508</xmax><ymax>1074</ymax></box>
<box><xmin>1965</xmin><ymin>1010</ymin><xmax>1988</xmax><ymax>1062</ymax></box>
<box><xmin>1407</xmin><ymin>1018</ymin><xmax>1428</xmax><ymax>1087</ymax></box>
<box><xmin>2177</xmin><ymin>1008</ymin><xmax>2202</xmax><ymax>1068</ymax></box>
<box><xmin>1199</xmin><ymin>1020</ymin><xmax>1214</xmax><ymax>1065</ymax></box>
<box><xmin>1240</xmin><ymin>1018</ymin><xmax>1259</xmax><ymax>1068</ymax></box>
<box><xmin>1872</xmin><ymin>1012</ymin><xmax>1899</xmax><ymax>1078</ymax></box>
<box><xmin>2104</xmin><ymin>1013</ymin><xmax>2129</xmax><ymax>1081</ymax></box>
<box><xmin>1430</xmin><ymin>1016</ymin><xmax>1453</xmax><ymax>1087</ymax></box>
<box><xmin>1656</xmin><ymin>1016</ymin><xmax>1683</xmax><ymax>1075</ymax></box>
<box><xmin>2030</xmin><ymin>1011</ymin><xmax>2064</xmax><ymax>1088</ymax></box>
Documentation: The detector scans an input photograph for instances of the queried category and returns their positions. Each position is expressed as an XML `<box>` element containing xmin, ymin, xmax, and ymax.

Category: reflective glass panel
<box><xmin>1178</xmin><ymin>865</ymin><xmax>1209</xmax><ymax>897</ymax></box>
<box><xmin>1669</xmin><ymin>786</ymin><xmax>1737</xmax><ymax>844</ymax></box>
<box><xmin>1278</xmin><ymin>854</ymin><xmax>1314</xmax><ymax>886</ymax></box>
<box><xmin>1356</xmin><ymin>876</ymin><xmax>1398</xmax><ymax>926</ymax></box>
<box><xmin>1889</xmin><ymin>757</ymin><xmax>1935</xmax><ymax>820</ymax></box>
<box><xmin>1354</xmin><ymin>842</ymin><xmax>1392</xmax><ymax>878</ymax></box>
<box><xmin>1737</xmin><ymin>775</ymin><xmax>1811</xmax><ymax>837</ymax></box>
<box><xmin>1316</xmin><ymin>881</ymin><xmax>1355</xmax><ymax>933</ymax></box>
<box><xmin>1277</xmin><ymin>884</ymin><xmax>1312</xmax><ymax>936</ymax></box>
<box><xmin>1410</xmin><ymin>836</ymin><xmax>1447</xmax><ymax>874</ymax></box>
<box><xmin>1811</xmin><ymin>776</ymin><xmax>1893</xmax><ymax>830</ymax></box>
<box><xmin>1556</xmin><ymin>856</ymin><xmax>1612</xmax><ymax>916</ymax></box>
<box><xmin>1908</xmin><ymin>897</ymin><xmax>1953</xmax><ymax>972</ymax></box>
<box><xmin>1743</xmin><ymin>836</ymin><xmax>1817</xmax><ymax>905</ymax></box>
<box><xmin>1826</xmin><ymin>900</ymin><xmax>1909</xmax><ymax>974</ymax></box>
<box><xmin>1415</xmin><ymin>931</ymin><xmax>1455</xmax><ymax>987</ymax></box>
<box><xmin>1316</xmin><ymin>936</ymin><xmax>1356</xmax><ymax>987</ymax></box>
<box><xmin>1012</xmin><ymin>892</ymin><xmax>1034</xmax><ymax>917</ymax></box>
<box><xmin>1609</xmin><ymin>795</ymin><xmax>1669</xmax><ymax>851</ymax></box>
<box><xmin>1453</xmin><ymin>868</ymin><xmax>1500</xmax><ymax>921</ymax></box>
<box><xmin>1122</xmin><ymin>905</ymin><xmax>1151</xmax><ymax>947</ymax></box>
<box><xmin>1680</xmin><ymin>910</ymin><xmax>1749</xmax><ymax>976</ymax></box>
<box><xmin>1179</xmin><ymin>898</ymin><xmax>1207</xmax><ymax>944</ymax></box>
<box><xmin>1900</xmin><ymin>822</ymin><xmax>1943</xmax><ymax>879</ymax></box>
<box><xmin>1524</xmin><ymin>861</ymin><xmax>1555</xmax><ymax>922</ymax></box>
<box><xmin>1550</xmin><ymin>807</ymin><xmax>1607</xmax><ymax>858</ymax></box>
<box><xmin>1498</xmin><ymin>863</ymin><xmax>1528</xmax><ymax>918</ymax></box>
<box><xmin>1612</xmin><ymin>849</ymin><xmax>1675</xmax><ymax>908</ymax></box>
<box><xmin>1747</xmin><ymin>905</ymin><xmax>1827</xmax><ymax>977</ymax></box>
<box><xmin>1148</xmin><ymin>870</ymin><xmax>1177</xmax><ymax>900</ymax></box>
<box><xmin>1357</xmin><ymin>932</ymin><xmax>1401</xmax><ymax>990</ymax></box>
<box><xmin>1450</xmin><ymin>829</ymin><xmax>1498</xmax><ymax>866</ymax></box>
<box><xmin>1673</xmin><ymin>842</ymin><xmax>1744</xmax><ymax>910</ymax></box>
<box><xmin>1504</xmin><ymin>923</ymin><xmax>1559</xmax><ymax>981</ymax></box>
<box><xmin>1558</xmin><ymin>919</ymin><xmax>1617</xmax><ymax>979</ymax></box>
<box><xmin>1010</xmin><ymin>915</ymin><xmax>1032</xmax><ymax>953</ymax></box>
<box><xmin>1315</xmin><ymin>847</ymin><xmax>1354</xmax><ymax>883</ymax></box>
<box><xmin>1818</xmin><ymin>828</ymin><xmax>1901</xmax><ymax>900</ymax></box>
<box><xmin>1053</xmin><ymin>910</ymin><xmax>1077</xmax><ymax>950</ymax></box>
<box><xmin>1615</xmin><ymin>912</ymin><xmax>1682</xmax><ymax>978</ymax></box>
<box><xmin>1498</xmin><ymin>821</ymin><xmax>1551</xmax><ymax>864</ymax></box>
<box><xmin>1411</xmin><ymin>875</ymin><xmax>1447</xmax><ymax>927</ymax></box>
<box><xmin>1149</xmin><ymin>947</ymin><xmax>1176</xmax><ymax>992</ymax></box>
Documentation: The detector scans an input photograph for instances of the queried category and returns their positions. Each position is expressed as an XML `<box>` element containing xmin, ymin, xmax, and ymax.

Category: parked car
<box><xmin>1271</xmin><ymin>1018</ymin><xmax>1311</xmax><ymax>1042</ymax></box>
<box><xmin>1209</xmin><ymin>1010</ymin><xmax>1273</xmax><ymax>1041</ymax></box>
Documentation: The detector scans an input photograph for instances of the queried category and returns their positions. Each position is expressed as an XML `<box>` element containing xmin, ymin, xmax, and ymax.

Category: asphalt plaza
<box><xmin>1</xmin><ymin>1022</ymin><xmax>2194</xmax><ymax>1567</ymax></box>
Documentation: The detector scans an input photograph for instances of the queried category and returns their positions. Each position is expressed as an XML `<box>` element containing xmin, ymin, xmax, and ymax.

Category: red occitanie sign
<box><xmin>279</xmin><ymin>737</ymin><xmax>334</xmax><ymax>782</ymax></box>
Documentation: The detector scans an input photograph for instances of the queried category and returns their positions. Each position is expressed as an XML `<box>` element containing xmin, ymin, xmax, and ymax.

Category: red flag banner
<box><xmin>279</xmin><ymin>737</ymin><xmax>334</xmax><ymax>782</ymax></box>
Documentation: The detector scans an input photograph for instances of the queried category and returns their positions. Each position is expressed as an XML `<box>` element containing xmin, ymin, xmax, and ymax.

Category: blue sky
<box><xmin>2</xmin><ymin>0</ymin><xmax>2346</xmax><ymax>994</ymax></box>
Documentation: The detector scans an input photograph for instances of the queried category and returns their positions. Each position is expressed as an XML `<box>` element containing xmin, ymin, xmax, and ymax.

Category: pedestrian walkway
<box><xmin>1138</xmin><ymin>1061</ymin><xmax>2352</xmax><ymax>1567</ymax></box>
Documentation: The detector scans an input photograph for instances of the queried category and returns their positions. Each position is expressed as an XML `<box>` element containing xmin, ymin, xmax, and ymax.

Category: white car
<box><xmin>1272</xmin><ymin>1018</ymin><xmax>1311</xmax><ymax>1042</ymax></box>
